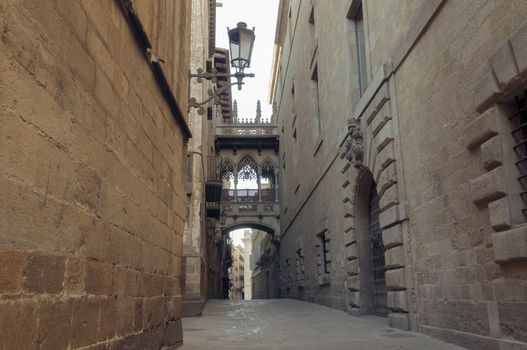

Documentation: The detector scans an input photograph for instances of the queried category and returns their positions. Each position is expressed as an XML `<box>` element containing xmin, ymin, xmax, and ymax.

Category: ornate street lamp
<box><xmin>228</xmin><ymin>22</ymin><xmax>256</xmax><ymax>89</ymax></box>
<box><xmin>189</xmin><ymin>22</ymin><xmax>256</xmax><ymax>115</ymax></box>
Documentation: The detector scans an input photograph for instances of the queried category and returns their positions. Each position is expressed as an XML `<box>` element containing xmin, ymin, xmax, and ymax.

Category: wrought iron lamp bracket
<box><xmin>189</xmin><ymin>68</ymin><xmax>255</xmax><ymax>115</ymax></box>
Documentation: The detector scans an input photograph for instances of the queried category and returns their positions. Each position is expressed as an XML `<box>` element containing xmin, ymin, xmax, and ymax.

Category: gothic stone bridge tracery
<box><xmin>214</xmin><ymin>102</ymin><xmax>281</xmax><ymax>238</ymax></box>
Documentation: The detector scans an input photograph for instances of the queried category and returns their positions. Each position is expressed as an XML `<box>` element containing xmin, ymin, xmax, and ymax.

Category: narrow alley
<box><xmin>181</xmin><ymin>299</ymin><xmax>464</xmax><ymax>350</ymax></box>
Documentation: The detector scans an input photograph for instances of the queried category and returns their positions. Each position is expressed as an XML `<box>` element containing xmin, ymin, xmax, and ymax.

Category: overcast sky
<box><xmin>216</xmin><ymin>0</ymin><xmax>279</xmax><ymax>121</ymax></box>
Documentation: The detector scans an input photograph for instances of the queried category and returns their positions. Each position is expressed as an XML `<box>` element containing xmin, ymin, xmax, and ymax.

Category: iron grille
<box><xmin>369</xmin><ymin>185</ymin><xmax>387</xmax><ymax>316</ymax></box>
<box><xmin>511</xmin><ymin>93</ymin><xmax>527</xmax><ymax>219</ymax></box>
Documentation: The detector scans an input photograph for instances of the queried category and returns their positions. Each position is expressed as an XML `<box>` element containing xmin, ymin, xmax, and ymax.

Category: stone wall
<box><xmin>272</xmin><ymin>0</ymin><xmax>527</xmax><ymax>348</ymax></box>
<box><xmin>182</xmin><ymin>0</ymin><xmax>217</xmax><ymax>317</ymax></box>
<box><xmin>0</xmin><ymin>0</ymin><xmax>191</xmax><ymax>348</ymax></box>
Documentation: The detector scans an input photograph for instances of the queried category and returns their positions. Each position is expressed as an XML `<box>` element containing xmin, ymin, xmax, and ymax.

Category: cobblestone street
<box><xmin>181</xmin><ymin>299</ymin><xmax>465</xmax><ymax>350</ymax></box>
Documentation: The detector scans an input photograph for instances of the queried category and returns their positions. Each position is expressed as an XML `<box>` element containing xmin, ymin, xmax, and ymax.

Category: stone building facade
<box><xmin>182</xmin><ymin>0</ymin><xmax>221</xmax><ymax>317</ymax></box>
<box><xmin>270</xmin><ymin>0</ymin><xmax>527</xmax><ymax>348</ymax></box>
<box><xmin>0</xmin><ymin>0</ymin><xmax>191</xmax><ymax>348</ymax></box>
<box><xmin>251</xmin><ymin>230</ymin><xmax>280</xmax><ymax>299</ymax></box>
<box><xmin>242</xmin><ymin>230</ymin><xmax>253</xmax><ymax>300</ymax></box>
<box><xmin>230</xmin><ymin>244</ymin><xmax>245</xmax><ymax>300</ymax></box>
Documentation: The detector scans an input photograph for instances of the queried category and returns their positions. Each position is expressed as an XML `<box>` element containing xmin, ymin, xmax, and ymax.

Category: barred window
<box><xmin>511</xmin><ymin>92</ymin><xmax>527</xmax><ymax>218</ymax></box>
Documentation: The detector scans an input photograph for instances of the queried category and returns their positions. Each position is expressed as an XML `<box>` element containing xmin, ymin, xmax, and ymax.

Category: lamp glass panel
<box><xmin>239</xmin><ymin>30</ymin><xmax>253</xmax><ymax>66</ymax></box>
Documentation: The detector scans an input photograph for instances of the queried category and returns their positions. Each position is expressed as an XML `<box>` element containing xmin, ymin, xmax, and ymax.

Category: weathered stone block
<box><xmin>345</xmin><ymin>259</ymin><xmax>359</xmax><ymax>275</ymax></box>
<box><xmin>474</xmin><ymin>72</ymin><xmax>502</xmax><ymax>113</ymax></box>
<box><xmin>498</xmin><ymin>302</ymin><xmax>527</xmax><ymax>343</ymax></box>
<box><xmin>492</xmin><ymin>226</ymin><xmax>527</xmax><ymax>263</ymax></box>
<box><xmin>489</xmin><ymin>41</ymin><xmax>520</xmax><ymax>90</ymax></box>
<box><xmin>348</xmin><ymin>291</ymin><xmax>360</xmax><ymax>307</ymax></box>
<box><xmin>25</xmin><ymin>253</ymin><xmax>65</xmax><ymax>294</ymax></box>
<box><xmin>493</xmin><ymin>279</ymin><xmax>524</xmax><ymax>301</ymax></box>
<box><xmin>470</xmin><ymin>166</ymin><xmax>507</xmax><ymax>206</ymax></box>
<box><xmin>373</xmin><ymin>140</ymin><xmax>395</xmax><ymax>180</ymax></box>
<box><xmin>165</xmin><ymin>320</ymin><xmax>183</xmax><ymax>346</ymax></box>
<box><xmin>143</xmin><ymin>296</ymin><xmax>166</xmax><ymax>329</ymax></box>
<box><xmin>382</xmin><ymin>224</ymin><xmax>403</xmax><ymax>248</ymax></box>
<box><xmin>377</xmin><ymin>161</ymin><xmax>397</xmax><ymax>197</ymax></box>
<box><xmin>85</xmin><ymin>259</ymin><xmax>114</xmax><ymax>295</ymax></box>
<box><xmin>385</xmin><ymin>268</ymin><xmax>406</xmax><ymax>290</ymax></box>
<box><xmin>116</xmin><ymin>297</ymin><xmax>135</xmax><ymax>336</ymax></box>
<box><xmin>71</xmin><ymin>297</ymin><xmax>100</xmax><ymax>348</ymax></box>
<box><xmin>99</xmin><ymin>297</ymin><xmax>117</xmax><ymax>340</ymax></box>
<box><xmin>0</xmin><ymin>248</ymin><xmax>27</xmax><ymax>294</ymax></box>
<box><xmin>480</xmin><ymin>135</ymin><xmax>502</xmax><ymax>171</ymax></box>
<box><xmin>488</xmin><ymin>197</ymin><xmax>511</xmax><ymax>232</ymax></box>
<box><xmin>344</xmin><ymin>242</ymin><xmax>358</xmax><ymax>260</ymax></box>
<box><xmin>389</xmin><ymin>312</ymin><xmax>410</xmax><ymax>331</ymax></box>
<box><xmin>0</xmin><ymin>300</ymin><xmax>38</xmax><ymax>349</ymax></box>
<box><xmin>347</xmin><ymin>275</ymin><xmax>359</xmax><ymax>291</ymax></box>
<box><xmin>375</xmin><ymin>119</ymin><xmax>394</xmax><ymax>152</ymax></box>
<box><xmin>379</xmin><ymin>183</ymin><xmax>398</xmax><ymax>211</ymax></box>
<box><xmin>466</xmin><ymin>107</ymin><xmax>500</xmax><ymax>150</ymax></box>
<box><xmin>379</xmin><ymin>204</ymin><xmax>402</xmax><ymax>229</ymax></box>
<box><xmin>370</xmin><ymin>103</ymin><xmax>391</xmax><ymax>137</ymax></box>
<box><xmin>38</xmin><ymin>299</ymin><xmax>74</xmax><ymax>350</ymax></box>
<box><xmin>365</xmin><ymin>84</ymin><xmax>390</xmax><ymax>124</ymax></box>
<box><xmin>511</xmin><ymin>21</ymin><xmax>527</xmax><ymax>76</ymax></box>
<box><xmin>64</xmin><ymin>258</ymin><xmax>86</xmax><ymax>295</ymax></box>
<box><xmin>387</xmin><ymin>290</ymin><xmax>409</xmax><ymax>312</ymax></box>
<box><xmin>385</xmin><ymin>245</ymin><xmax>406</xmax><ymax>269</ymax></box>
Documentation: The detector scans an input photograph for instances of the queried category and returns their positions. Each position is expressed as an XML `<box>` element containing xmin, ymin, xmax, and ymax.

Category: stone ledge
<box><xmin>480</xmin><ymin>135</ymin><xmax>503</xmax><ymax>171</ymax></box>
<box><xmin>385</xmin><ymin>267</ymin><xmax>406</xmax><ymax>290</ymax></box>
<box><xmin>375</xmin><ymin>120</ymin><xmax>394</xmax><ymax>153</ymax></box>
<box><xmin>466</xmin><ymin>107</ymin><xmax>500</xmax><ymax>150</ymax></box>
<box><xmin>344</xmin><ymin>242</ymin><xmax>358</xmax><ymax>260</ymax></box>
<box><xmin>489</xmin><ymin>40</ymin><xmax>521</xmax><ymax>91</ymax></box>
<box><xmin>492</xmin><ymin>225</ymin><xmax>527</xmax><ymax>263</ymax></box>
<box><xmin>374</xmin><ymin>142</ymin><xmax>396</xmax><ymax>184</ymax></box>
<box><xmin>488</xmin><ymin>197</ymin><xmax>511</xmax><ymax>232</ymax></box>
<box><xmin>385</xmin><ymin>245</ymin><xmax>406</xmax><ymax>269</ymax></box>
<box><xmin>511</xmin><ymin>20</ymin><xmax>527</xmax><ymax>76</ymax></box>
<box><xmin>474</xmin><ymin>72</ymin><xmax>502</xmax><ymax>114</ymax></box>
<box><xmin>387</xmin><ymin>290</ymin><xmax>409</xmax><ymax>312</ymax></box>
<box><xmin>470</xmin><ymin>166</ymin><xmax>507</xmax><ymax>206</ymax></box>
<box><xmin>382</xmin><ymin>224</ymin><xmax>404</xmax><ymax>248</ymax></box>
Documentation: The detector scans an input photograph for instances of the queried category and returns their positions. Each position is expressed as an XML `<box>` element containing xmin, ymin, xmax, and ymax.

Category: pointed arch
<box><xmin>237</xmin><ymin>154</ymin><xmax>258</xmax><ymax>181</ymax></box>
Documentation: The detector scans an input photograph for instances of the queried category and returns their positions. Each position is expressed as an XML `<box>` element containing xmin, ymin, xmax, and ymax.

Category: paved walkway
<box><xmin>181</xmin><ymin>299</ymin><xmax>465</xmax><ymax>350</ymax></box>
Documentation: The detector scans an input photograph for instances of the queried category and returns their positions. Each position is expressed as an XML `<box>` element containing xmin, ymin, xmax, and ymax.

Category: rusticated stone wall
<box><xmin>272</xmin><ymin>0</ymin><xmax>527</xmax><ymax>348</ymax></box>
<box><xmin>0</xmin><ymin>0</ymin><xmax>191</xmax><ymax>348</ymax></box>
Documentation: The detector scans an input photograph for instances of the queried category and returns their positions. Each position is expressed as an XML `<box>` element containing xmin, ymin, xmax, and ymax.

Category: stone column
<box><xmin>258</xmin><ymin>168</ymin><xmax>262</xmax><ymax>202</ymax></box>
<box><xmin>234</xmin><ymin>170</ymin><xmax>238</xmax><ymax>202</ymax></box>
<box><xmin>274</xmin><ymin>168</ymin><xmax>279</xmax><ymax>201</ymax></box>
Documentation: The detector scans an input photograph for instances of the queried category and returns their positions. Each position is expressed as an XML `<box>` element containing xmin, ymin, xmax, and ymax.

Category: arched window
<box><xmin>261</xmin><ymin>159</ymin><xmax>277</xmax><ymax>201</ymax></box>
<box><xmin>237</xmin><ymin>155</ymin><xmax>258</xmax><ymax>202</ymax></box>
<box><xmin>221</xmin><ymin>159</ymin><xmax>235</xmax><ymax>201</ymax></box>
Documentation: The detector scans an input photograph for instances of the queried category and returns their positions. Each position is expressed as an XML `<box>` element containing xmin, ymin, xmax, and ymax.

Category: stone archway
<box><xmin>353</xmin><ymin>168</ymin><xmax>387</xmax><ymax>316</ymax></box>
<box><xmin>339</xmin><ymin>70</ymin><xmax>411</xmax><ymax>330</ymax></box>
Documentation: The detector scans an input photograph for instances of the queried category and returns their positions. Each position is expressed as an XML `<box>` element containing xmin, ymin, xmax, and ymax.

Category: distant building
<box><xmin>242</xmin><ymin>230</ymin><xmax>253</xmax><ymax>300</ymax></box>
<box><xmin>230</xmin><ymin>244</ymin><xmax>245</xmax><ymax>300</ymax></box>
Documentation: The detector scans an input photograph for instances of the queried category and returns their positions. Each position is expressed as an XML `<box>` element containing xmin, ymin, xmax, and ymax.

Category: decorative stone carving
<box><xmin>345</xmin><ymin>117</ymin><xmax>364</xmax><ymax>168</ymax></box>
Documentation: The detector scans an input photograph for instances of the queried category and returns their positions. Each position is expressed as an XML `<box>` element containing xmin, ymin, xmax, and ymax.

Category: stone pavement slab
<box><xmin>181</xmin><ymin>299</ymin><xmax>465</xmax><ymax>350</ymax></box>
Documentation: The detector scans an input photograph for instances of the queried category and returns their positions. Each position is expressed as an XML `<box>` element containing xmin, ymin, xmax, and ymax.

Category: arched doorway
<box><xmin>355</xmin><ymin>169</ymin><xmax>387</xmax><ymax>315</ymax></box>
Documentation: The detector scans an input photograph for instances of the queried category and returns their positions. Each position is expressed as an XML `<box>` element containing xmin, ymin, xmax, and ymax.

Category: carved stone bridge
<box><xmin>215</xmin><ymin>101</ymin><xmax>280</xmax><ymax>238</ymax></box>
